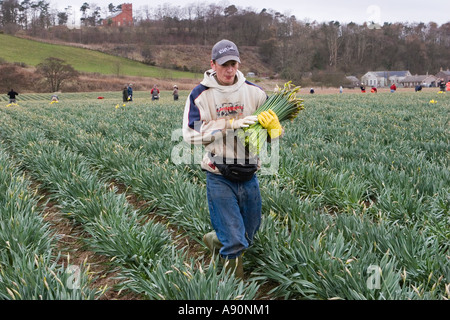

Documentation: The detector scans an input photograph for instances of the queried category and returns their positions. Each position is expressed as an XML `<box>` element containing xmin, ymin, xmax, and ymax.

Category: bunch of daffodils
<box><xmin>239</xmin><ymin>81</ymin><xmax>305</xmax><ymax>154</ymax></box>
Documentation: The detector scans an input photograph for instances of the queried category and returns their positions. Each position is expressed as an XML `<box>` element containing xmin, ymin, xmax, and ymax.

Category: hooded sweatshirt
<box><xmin>183</xmin><ymin>69</ymin><xmax>267</xmax><ymax>174</ymax></box>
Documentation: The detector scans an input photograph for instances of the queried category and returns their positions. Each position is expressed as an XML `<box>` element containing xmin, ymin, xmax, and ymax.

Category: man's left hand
<box><xmin>258</xmin><ymin>109</ymin><xmax>282</xmax><ymax>139</ymax></box>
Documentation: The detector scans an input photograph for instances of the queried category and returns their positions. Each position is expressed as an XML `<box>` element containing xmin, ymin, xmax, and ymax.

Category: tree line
<box><xmin>1</xmin><ymin>0</ymin><xmax>449</xmax><ymax>83</ymax></box>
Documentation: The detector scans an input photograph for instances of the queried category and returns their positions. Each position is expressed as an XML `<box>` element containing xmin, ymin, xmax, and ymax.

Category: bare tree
<box><xmin>18</xmin><ymin>0</ymin><xmax>31</xmax><ymax>29</ymax></box>
<box><xmin>321</xmin><ymin>21</ymin><xmax>342</xmax><ymax>71</ymax></box>
<box><xmin>36</xmin><ymin>57</ymin><xmax>78</xmax><ymax>92</ymax></box>
<box><xmin>1</xmin><ymin>0</ymin><xmax>20</xmax><ymax>29</ymax></box>
<box><xmin>57</xmin><ymin>10</ymin><xmax>67</xmax><ymax>25</ymax></box>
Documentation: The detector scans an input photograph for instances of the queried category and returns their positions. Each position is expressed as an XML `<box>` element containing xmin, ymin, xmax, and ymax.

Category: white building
<box><xmin>400</xmin><ymin>75</ymin><xmax>438</xmax><ymax>88</ymax></box>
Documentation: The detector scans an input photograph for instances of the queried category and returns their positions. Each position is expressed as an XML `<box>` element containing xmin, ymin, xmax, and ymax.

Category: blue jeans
<box><xmin>206</xmin><ymin>172</ymin><xmax>262</xmax><ymax>259</ymax></box>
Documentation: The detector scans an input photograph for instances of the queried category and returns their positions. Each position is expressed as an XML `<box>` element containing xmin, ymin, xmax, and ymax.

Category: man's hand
<box><xmin>258</xmin><ymin>109</ymin><xmax>282</xmax><ymax>138</ymax></box>
<box><xmin>228</xmin><ymin>115</ymin><xmax>258</xmax><ymax>129</ymax></box>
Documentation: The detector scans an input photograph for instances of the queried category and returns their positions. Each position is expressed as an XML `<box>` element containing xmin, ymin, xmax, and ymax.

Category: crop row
<box><xmin>1</xmin><ymin>91</ymin><xmax>182</xmax><ymax>103</ymax></box>
<box><xmin>0</xmin><ymin>141</ymin><xmax>96</xmax><ymax>299</ymax></box>
<box><xmin>1</xmin><ymin>93</ymin><xmax>116</xmax><ymax>102</ymax></box>
<box><xmin>0</xmin><ymin>109</ymin><xmax>259</xmax><ymax>299</ymax></box>
<box><xmin>0</xmin><ymin>91</ymin><xmax>448</xmax><ymax>299</ymax></box>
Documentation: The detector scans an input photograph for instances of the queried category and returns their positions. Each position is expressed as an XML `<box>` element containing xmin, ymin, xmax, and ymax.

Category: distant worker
<box><xmin>7</xmin><ymin>89</ymin><xmax>18</xmax><ymax>103</ymax></box>
<box><xmin>371</xmin><ymin>87</ymin><xmax>377</xmax><ymax>93</ymax></box>
<box><xmin>127</xmin><ymin>83</ymin><xmax>133</xmax><ymax>101</ymax></box>
<box><xmin>173</xmin><ymin>85</ymin><xmax>179</xmax><ymax>101</ymax></box>
<box><xmin>438</xmin><ymin>78</ymin><xmax>445</xmax><ymax>92</ymax></box>
<box><xmin>390</xmin><ymin>83</ymin><xmax>397</xmax><ymax>93</ymax></box>
<box><xmin>415</xmin><ymin>84</ymin><xmax>422</xmax><ymax>92</ymax></box>
<box><xmin>310</xmin><ymin>88</ymin><xmax>315</xmax><ymax>94</ymax></box>
<box><xmin>339</xmin><ymin>86</ymin><xmax>343</xmax><ymax>94</ymax></box>
<box><xmin>446</xmin><ymin>81</ymin><xmax>450</xmax><ymax>91</ymax></box>
<box><xmin>151</xmin><ymin>84</ymin><xmax>160</xmax><ymax>100</ymax></box>
<box><xmin>122</xmin><ymin>85</ymin><xmax>128</xmax><ymax>102</ymax></box>
<box><xmin>360</xmin><ymin>85</ymin><xmax>366</xmax><ymax>93</ymax></box>
<box><xmin>51</xmin><ymin>93</ymin><xmax>59</xmax><ymax>102</ymax></box>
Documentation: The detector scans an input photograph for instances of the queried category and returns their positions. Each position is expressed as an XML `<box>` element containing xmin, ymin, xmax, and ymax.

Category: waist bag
<box><xmin>211</xmin><ymin>155</ymin><xmax>258</xmax><ymax>183</ymax></box>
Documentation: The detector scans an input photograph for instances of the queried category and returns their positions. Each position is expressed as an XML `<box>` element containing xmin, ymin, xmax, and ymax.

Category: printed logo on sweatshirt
<box><xmin>216</xmin><ymin>102</ymin><xmax>244</xmax><ymax>117</ymax></box>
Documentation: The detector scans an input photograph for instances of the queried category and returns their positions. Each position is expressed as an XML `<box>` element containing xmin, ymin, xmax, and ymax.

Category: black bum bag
<box><xmin>210</xmin><ymin>155</ymin><xmax>258</xmax><ymax>183</ymax></box>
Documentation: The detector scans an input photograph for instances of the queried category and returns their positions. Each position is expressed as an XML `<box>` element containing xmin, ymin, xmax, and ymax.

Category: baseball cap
<box><xmin>211</xmin><ymin>39</ymin><xmax>241</xmax><ymax>65</ymax></box>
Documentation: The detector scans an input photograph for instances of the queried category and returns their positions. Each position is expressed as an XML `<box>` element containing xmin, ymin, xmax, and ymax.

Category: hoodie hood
<box><xmin>201</xmin><ymin>69</ymin><xmax>246</xmax><ymax>92</ymax></box>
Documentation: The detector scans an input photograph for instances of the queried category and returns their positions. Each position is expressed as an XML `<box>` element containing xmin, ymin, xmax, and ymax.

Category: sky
<box><xmin>52</xmin><ymin>0</ymin><xmax>450</xmax><ymax>26</ymax></box>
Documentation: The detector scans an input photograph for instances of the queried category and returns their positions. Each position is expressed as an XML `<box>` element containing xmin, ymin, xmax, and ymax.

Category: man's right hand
<box><xmin>228</xmin><ymin>115</ymin><xmax>258</xmax><ymax>129</ymax></box>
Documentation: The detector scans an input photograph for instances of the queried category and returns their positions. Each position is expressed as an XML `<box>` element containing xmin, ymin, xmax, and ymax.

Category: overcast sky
<box><xmin>53</xmin><ymin>0</ymin><xmax>450</xmax><ymax>26</ymax></box>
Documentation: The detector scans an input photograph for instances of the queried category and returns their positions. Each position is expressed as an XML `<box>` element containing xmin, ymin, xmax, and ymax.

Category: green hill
<box><xmin>0</xmin><ymin>34</ymin><xmax>197</xmax><ymax>79</ymax></box>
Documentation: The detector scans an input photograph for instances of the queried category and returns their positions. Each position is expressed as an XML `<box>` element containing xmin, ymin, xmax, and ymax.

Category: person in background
<box><xmin>7</xmin><ymin>89</ymin><xmax>18</xmax><ymax>103</ymax></box>
<box><xmin>415</xmin><ymin>84</ymin><xmax>422</xmax><ymax>92</ymax></box>
<box><xmin>182</xmin><ymin>39</ymin><xmax>280</xmax><ymax>280</ymax></box>
<box><xmin>51</xmin><ymin>93</ymin><xmax>59</xmax><ymax>102</ymax></box>
<box><xmin>446</xmin><ymin>81</ymin><xmax>450</xmax><ymax>92</ymax></box>
<box><xmin>438</xmin><ymin>78</ymin><xmax>446</xmax><ymax>92</ymax></box>
<box><xmin>360</xmin><ymin>85</ymin><xmax>366</xmax><ymax>93</ymax></box>
<box><xmin>127</xmin><ymin>83</ymin><xmax>133</xmax><ymax>101</ymax></box>
<box><xmin>173</xmin><ymin>85</ymin><xmax>179</xmax><ymax>101</ymax></box>
<box><xmin>339</xmin><ymin>86</ymin><xmax>343</xmax><ymax>94</ymax></box>
<box><xmin>390</xmin><ymin>83</ymin><xmax>397</xmax><ymax>93</ymax></box>
<box><xmin>371</xmin><ymin>87</ymin><xmax>377</xmax><ymax>93</ymax></box>
<box><xmin>309</xmin><ymin>88</ymin><xmax>315</xmax><ymax>94</ymax></box>
<box><xmin>151</xmin><ymin>84</ymin><xmax>160</xmax><ymax>100</ymax></box>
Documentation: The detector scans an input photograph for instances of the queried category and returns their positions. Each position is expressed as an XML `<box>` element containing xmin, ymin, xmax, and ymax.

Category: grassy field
<box><xmin>0</xmin><ymin>34</ymin><xmax>197</xmax><ymax>79</ymax></box>
<box><xmin>0</xmin><ymin>90</ymin><xmax>448</xmax><ymax>301</ymax></box>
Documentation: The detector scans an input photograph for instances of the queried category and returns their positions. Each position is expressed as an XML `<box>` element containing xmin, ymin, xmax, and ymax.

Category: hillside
<box><xmin>0</xmin><ymin>34</ymin><xmax>198</xmax><ymax>79</ymax></box>
<box><xmin>1</xmin><ymin>34</ymin><xmax>278</xmax><ymax>92</ymax></box>
<box><xmin>0</xmin><ymin>34</ymin><xmax>201</xmax><ymax>92</ymax></box>
<box><xmin>73</xmin><ymin>42</ymin><xmax>274</xmax><ymax>77</ymax></box>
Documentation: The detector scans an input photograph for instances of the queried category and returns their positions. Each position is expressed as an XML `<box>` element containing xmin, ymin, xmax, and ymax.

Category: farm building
<box><xmin>344</xmin><ymin>76</ymin><xmax>359</xmax><ymax>88</ymax></box>
<box><xmin>400</xmin><ymin>74</ymin><xmax>438</xmax><ymax>88</ymax></box>
<box><xmin>102</xmin><ymin>3</ymin><xmax>133</xmax><ymax>27</ymax></box>
<box><xmin>361</xmin><ymin>71</ymin><xmax>411</xmax><ymax>87</ymax></box>
<box><xmin>435</xmin><ymin>69</ymin><xmax>450</xmax><ymax>83</ymax></box>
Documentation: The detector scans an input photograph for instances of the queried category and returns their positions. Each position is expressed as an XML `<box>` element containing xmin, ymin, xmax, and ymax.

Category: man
<box><xmin>438</xmin><ymin>78</ymin><xmax>445</xmax><ymax>92</ymax></box>
<box><xmin>173</xmin><ymin>85</ymin><xmax>179</xmax><ymax>101</ymax></box>
<box><xmin>390</xmin><ymin>83</ymin><xmax>397</xmax><ymax>93</ymax></box>
<box><xmin>7</xmin><ymin>89</ymin><xmax>18</xmax><ymax>103</ymax></box>
<box><xmin>127</xmin><ymin>84</ymin><xmax>133</xmax><ymax>101</ymax></box>
<box><xmin>182</xmin><ymin>39</ymin><xmax>282</xmax><ymax>279</ymax></box>
<box><xmin>151</xmin><ymin>84</ymin><xmax>160</xmax><ymax>100</ymax></box>
<box><xmin>51</xmin><ymin>93</ymin><xmax>59</xmax><ymax>102</ymax></box>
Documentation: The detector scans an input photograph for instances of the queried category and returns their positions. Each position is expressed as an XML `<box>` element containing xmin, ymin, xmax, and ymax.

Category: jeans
<box><xmin>206</xmin><ymin>171</ymin><xmax>262</xmax><ymax>259</ymax></box>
